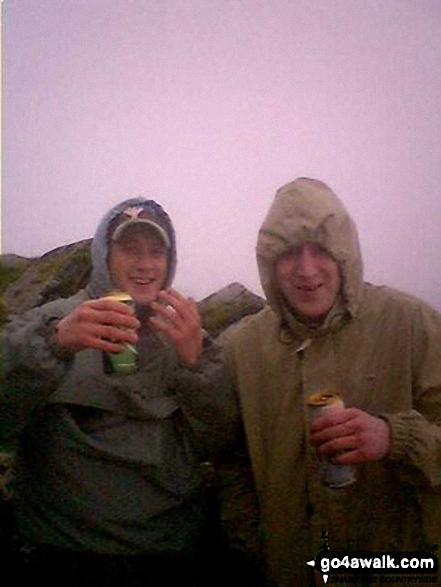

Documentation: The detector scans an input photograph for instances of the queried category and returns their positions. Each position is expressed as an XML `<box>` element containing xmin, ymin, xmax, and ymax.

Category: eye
<box><xmin>150</xmin><ymin>247</ymin><xmax>167</xmax><ymax>258</ymax></box>
<box><xmin>314</xmin><ymin>245</ymin><xmax>329</xmax><ymax>257</ymax></box>
<box><xmin>119</xmin><ymin>242</ymin><xmax>140</xmax><ymax>255</ymax></box>
<box><xmin>279</xmin><ymin>246</ymin><xmax>301</xmax><ymax>261</ymax></box>
<box><xmin>302</xmin><ymin>243</ymin><xmax>332</xmax><ymax>259</ymax></box>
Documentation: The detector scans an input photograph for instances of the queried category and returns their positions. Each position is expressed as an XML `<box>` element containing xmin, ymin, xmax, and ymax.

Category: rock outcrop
<box><xmin>198</xmin><ymin>282</ymin><xmax>265</xmax><ymax>338</ymax></box>
<box><xmin>2</xmin><ymin>240</ymin><xmax>92</xmax><ymax>316</ymax></box>
<box><xmin>0</xmin><ymin>254</ymin><xmax>32</xmax><ymax>270</ymax></box>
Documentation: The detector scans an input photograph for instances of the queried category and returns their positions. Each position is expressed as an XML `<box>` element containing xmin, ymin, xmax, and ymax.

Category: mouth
<box><xmin>132</xmin><ymin>277</ymin><xmax>156</xmax><ymax>286</ymax></box>
<box><xmin>295</xmin><ymin>283</ymin><xmax>323</xmax><ymax>293</ymax></box>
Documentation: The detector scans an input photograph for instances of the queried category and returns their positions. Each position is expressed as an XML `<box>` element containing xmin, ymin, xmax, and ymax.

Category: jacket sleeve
<box><xmin>170</xmin><ymin>333</ymin><xmax>240</xmax><ymax>459</ymax></box>
<box><xmin>384</xmin><ymin>302</ymin><xmax>441</xmax><ymax>489</ymax></box>
<box><xmin>1</xmin><ymin>296</ymin><xmax>81</xmax><ymax>447</ymax></box>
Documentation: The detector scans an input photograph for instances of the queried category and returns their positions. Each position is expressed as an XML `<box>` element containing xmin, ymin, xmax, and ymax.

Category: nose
<box><xmin>296</xmin><ymin>246</ymin><xmax>319</xmax><ymax>277</ymax></box>
<box><xmin>134</xmin><ymin>249</ymin><xmax>153</xmax><ymax>270</ymax></box>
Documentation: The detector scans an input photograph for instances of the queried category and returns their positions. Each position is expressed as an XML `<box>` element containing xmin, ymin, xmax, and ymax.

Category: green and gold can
<box><xmin>102</xmin><ymin>290</ymin><xmax>138</xmax><ymax>375</ymax></box>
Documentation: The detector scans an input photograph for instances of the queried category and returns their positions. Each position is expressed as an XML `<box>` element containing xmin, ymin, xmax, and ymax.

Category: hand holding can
<box><xmin>102</xmin><ymin>290</ymin><xmax>139</xmax><ymax>375</ymax></box>
<box><xmin>308</xmin><ymin>392</ymin><xmax>357</xmax><ymax>489</ymax></box>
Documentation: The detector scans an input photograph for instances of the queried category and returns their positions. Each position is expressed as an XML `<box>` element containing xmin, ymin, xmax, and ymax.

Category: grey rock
<box><xmin>3</xmin><ymin>240</ymin><xmax>92</xmax><ymax>315</ymax></box>
<box><xmin>197</xmin><ymin>282</ymin><xmax>266</xmax><ymax>338</ymax></box>
<box><xmin>0</xmin><ymin>254</ymin><xmax>34</xmax><ymax>269</ymax></box>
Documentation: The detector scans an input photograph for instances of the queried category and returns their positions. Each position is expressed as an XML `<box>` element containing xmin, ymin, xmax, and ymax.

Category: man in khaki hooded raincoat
<box><xmin>222</xmin><ymin>178</ymin><xmax>441</xmax><ymax>586</ymax></box>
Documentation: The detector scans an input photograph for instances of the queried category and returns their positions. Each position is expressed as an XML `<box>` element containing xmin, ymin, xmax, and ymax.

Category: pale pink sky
<box><xmin>3</xmin><ymin>0</ymin><xmax>441</xmax><ymax>309</ymax></box>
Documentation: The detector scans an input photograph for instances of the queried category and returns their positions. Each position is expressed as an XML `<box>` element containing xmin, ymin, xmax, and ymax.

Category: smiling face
<box><xmin>108</xmin><ymin>228</ymin><xmax>168</xmax><ymax>305</ymax></box>
<box><xmin>275</xmin><ymin>242</ymin><xmax>341</xmax><ymax>321</ymax></box>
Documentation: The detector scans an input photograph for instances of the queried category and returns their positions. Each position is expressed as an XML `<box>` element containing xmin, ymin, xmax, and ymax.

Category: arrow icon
<box><xmin>306</xmin><ymin>559</ymin><xmax>328</xmax><ymax>584</ymax></box>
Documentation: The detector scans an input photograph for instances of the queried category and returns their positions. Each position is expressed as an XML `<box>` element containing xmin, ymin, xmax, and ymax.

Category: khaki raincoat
<box><xmin>223</xmin><ymin>178</ymin><xmax>441</xmax><ymax>586</ymax></box>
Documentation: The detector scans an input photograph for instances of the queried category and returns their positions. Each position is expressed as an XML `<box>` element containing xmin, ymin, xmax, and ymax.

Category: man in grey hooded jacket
<box><xmin>2</xmin><ymin>198</ymin><xmax>239</xmax><ymax>586</ymax></box>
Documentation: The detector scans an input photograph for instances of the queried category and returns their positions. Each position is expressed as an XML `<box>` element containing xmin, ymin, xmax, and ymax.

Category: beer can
<box><xmin>102</xmin><ymin>290</ymin><xmax>138</xmax><ymax>375</ymax></box>
<box><xmin>308</xmin><ymin>392</ymin><xmax>357</xmax><ymax>489</ymax></box>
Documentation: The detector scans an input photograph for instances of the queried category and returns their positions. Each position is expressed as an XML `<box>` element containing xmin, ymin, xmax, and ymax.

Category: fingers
<box><xmin>332</xmin><ymin>449</ymin><xmax>366</xmax><ymax>466</ymax></box>
<box><xmin>158</xmin><ymin>290</ymin><xmax>200</xmax><ymax>321</ymax></box>
<box><xmin>149</xmin><ymin>289</ymin><xmax>203</xmax><ymax>367</ymax></box>
<box><xmin>56</xmin><ymin>298</ymin><xmax>140</xmax><ymax>353</ymax></box>
<box><xmin>311</xmin><ymin>426</ymin><xmax>359</xmax><ymax>463</ymax></box>
<box><xmin>59</xmin><ymin>318</ymin><xmax>138</xmax><ymax>353</ymax></box>
<box><xmin>310</xmin><ymin>408</ymin><xmax>391</xmax><ymax>463</ymax></box>
<box><xmin>59</xmin><ymin>290</ymin><xmax>203</xmax><ymax>364</ymax></box>
<box><xmin>76</xmin><ymin>333</ymin><xmax>126</xmax><ymax>355</ymax></box>
<box><xmin>91</xmin><ymin>322</ymin><xmax>139</xmax><ymax>345</ymax></box>
<box><xmin>149</xmin><ymin>290</ymin><xmax>201</xmax><ymax>335</ymax></box>
<box><xmin>310</xmin><ymin>411</ymin><xmax>357</xmax><ymax>447</ymax></box>
<box><xmin>82</xmin><ymin>299</ymin><xmax>141</xmax><ymax>330</ymax></box>
<box><xmin>149</xmin><ymin>303</ymin><xmax>185</xmax><ymax>334</ymax></box>
<box><xmin>310</xmin><ymin>407</ymin><xmax>352</xmax><ymax>433</ymax></box>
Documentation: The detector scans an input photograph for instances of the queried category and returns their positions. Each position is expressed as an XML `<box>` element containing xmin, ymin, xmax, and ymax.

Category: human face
<box><xmin>275</xmin><ymin>242</ymin><xmax>341</xmax><ymax>320</ymax></box>
<box><xmin>108</xmin><ymin>230</ymin><xmax>168</xmax><ymax>305</ymax></box>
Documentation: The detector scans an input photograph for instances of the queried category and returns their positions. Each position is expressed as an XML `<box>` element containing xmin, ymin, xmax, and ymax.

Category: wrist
<box><xmin>377</xmin><ymin>416</ymin><xmax>392</xmax><ymax>459</ymax></box>
<box><xmin>46</xmin><ymin>318</ymin><xmax>75</xmax><ymax>362</ymax></box>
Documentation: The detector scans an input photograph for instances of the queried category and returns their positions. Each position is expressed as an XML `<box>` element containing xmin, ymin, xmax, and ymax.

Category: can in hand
<box><xmin>102</xmin><ymin>290</ymin><xmax>138</xmax><ymax>375</ymax></box>
<box><xmin>308</xmin><ymin>392</ymin><xmax>357</xmax><ymax>489</ymax></box>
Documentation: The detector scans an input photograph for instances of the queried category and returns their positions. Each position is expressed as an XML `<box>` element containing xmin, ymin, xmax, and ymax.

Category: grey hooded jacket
<box><xmin>2</xmin><ymin>197</ymin><xmax>238</xmax><ymax>554</ymax></box>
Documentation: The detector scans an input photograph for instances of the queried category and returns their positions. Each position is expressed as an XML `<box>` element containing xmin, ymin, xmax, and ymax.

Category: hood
<box><xmin>86</xmin><ymin>197</ymin><xmax>177</xmax><ymax>300</ymax></box>
<box><xmin>256</xmin><ymin>178</ymin><xmax>363</xmax><ymax>332</ymax></box>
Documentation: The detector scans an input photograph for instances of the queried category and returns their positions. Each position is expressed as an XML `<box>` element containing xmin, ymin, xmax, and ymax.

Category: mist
<box><xmin>3</xmin><ymin>0</ymin><xmax>441</xmax><ymax>309</ymax></box>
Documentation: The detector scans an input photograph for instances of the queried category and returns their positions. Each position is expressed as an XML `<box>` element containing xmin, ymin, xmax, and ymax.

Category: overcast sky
<box><xmin>3</xmin><ymin>0</ymin><xmax>441</xmax><ymax>309</ymax></box>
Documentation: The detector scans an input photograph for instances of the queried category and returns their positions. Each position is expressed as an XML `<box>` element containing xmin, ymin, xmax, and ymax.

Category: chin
<box><xmin>127</xmin><ymin>286</ymin><xmax>160</xmax><ymax>304</ymax></box>
<box><xmin>131</xmin><ymin>299</ymin><xmax>151</xmax><ymax>307</ymax></box>
<box><xmin>297</xmin><ymin>303</ymin><xmax>330</xmax><ymax>319</ymax></box>
<box><xmin>131</xmin><ymin>294</ymin><xmax>157</xmax><ymax>306</ymax></box>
